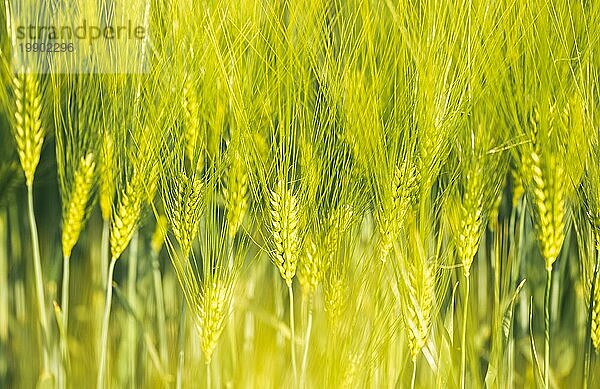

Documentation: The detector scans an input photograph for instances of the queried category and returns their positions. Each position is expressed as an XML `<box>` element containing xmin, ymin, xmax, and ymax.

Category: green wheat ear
<box><xmin>269</xmin><ymin>180</ymin><xmax>301</xmax><ymax>287</ymax></box>
<box><xmin>150</xmin><ymin>215</ymin><xmax>168</xmax><ymax>255</ymax></box>
<box><xmin>379</xmin><ymin>160</ymin><xmax>419</xmax><ymax>261</ymax></box>
<box><xmin>13</xmin><ymin>71</ymin><xmax>44</xmax><ymax>187</ymax></box>
<box><xmin>523</xmin><ymin>109</ymin><xmax>569</xmax><ymax>271</ymax></box>
<box><xmin>110</xmin><ymin>174</ymin><xmax>143</xmax><ymax>260</ymax></box>
<box><xmin>223</xmin><ymin>149</ymin><xmax>249</xmax><ymax>238</ymax></box>
<box><xmin>199</xmin><ymin>278</ymin><xmax>234</xmax><ymax>363</ymax></box>
<box><xmin>99</xmin><ymin>131</ymin><xmax>116</xmax><ymax>222</ymax></box>
<box><xmin>166</xmin><ymin>171</ymin><xmax>204</xmax><ymax>258</ymax></box>
<box><xmin>62</xmin><ymin>153</ymin><xmax>95</xmax><ymax>258</ymax></box>
<box><xmin>183</xmin><ymin>77</ymin><xmax>205</xmax><ymax>172</ymax></box>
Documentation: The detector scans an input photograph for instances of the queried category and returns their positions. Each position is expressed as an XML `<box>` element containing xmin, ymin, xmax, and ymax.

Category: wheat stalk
<box><xmin>98</xmin><ymin>131</ymin><xmax>115</xmax><ymax>289</ymax></box>
<box><xmin>98</xmin><ymin>172</ymin><xmax>144</xmax><ymax>388</ymax></box>
<box><xmin>522</xmin><ymin>105</ymin><xmax>572</xmax><ymax>389</ymax></box>
<box><xmin>268</xmin><ymin>179</ymin><xmax>301</xmax><ymax>382</ymax></box>
<box><xmin>11</xmin><ymin>70</ymin><xmax>51</xmax><ymax>374</ymax></box>
<box><xmin>59</xmin><ymin>151</ymin><xmax>95</xmax><ymax>375</ymax></box>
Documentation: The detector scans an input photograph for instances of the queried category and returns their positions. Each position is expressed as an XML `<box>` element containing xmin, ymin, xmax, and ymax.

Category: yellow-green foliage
<box><xmin>3</xmin><ymin>1</ymin><xmax>600</xmax><ymax>388</ymax></box>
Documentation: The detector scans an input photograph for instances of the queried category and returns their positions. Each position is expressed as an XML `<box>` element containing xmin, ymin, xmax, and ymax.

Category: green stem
<box><xmin>227</xmin><ymin>235</ymin><xmax>237</xmax><ymax>371</ymax></box>
<box><xmin>461</xmin><ymin>272</ymin><xmax>470</xmax><ymax>389</ymax></box>
<box><xmin>300</xmin><ymin>296</ymin><xmax>313</xmax><ymax>388</ymax></box>
<box><xmin>0</xmin><ymin>208</ymin><xmax>8</xmax><ymax>343</ymax></box>
<box><xmin>100</xmin><ymin>220</ymin><xmax>109</xmax><ymax>287</ymax></box>
<box><xmin>61</xmin><ymin>255</ymin><xmax>70</xmax><ymax>339</ymax></box>
<box><xmin>97</xmin><ymin>257</ymin><xmax>117</xmax><ymax>389</ymax></box>
<box><xmin>544</xmin><ymin>266</ymin><xmax>552</xmax><ymax>389</ymax></box>
<box><xmin>411</xmin><ymin>358</ymin><xmax>417</xmax><ymax>389</ymax></box>
<box><xmin>60</xmin><ymin>254</ymin><xmax>70</xmax><ymax>384</ymax></box>
<box><xmin>127</xmin><ymin>231</ymin><xmax>138</xmax><ymax>387</ymax></box>
<box><xmin>206</xmin><ymin>360</ymin><xmax>211</xmax><ymax>389</ymax></box>
<box><xmin>27</xmin><ymin>183</ymin><xmax>50</xmax><ymax>373</ymax></box>
<box><xmin>176</xmin><ymin>300</ymin><xmax>186</xmax><ymax>389</ymax></box>
<box><xmin>288</xmin><ymin>283</ymin><xmax>297</xmax><ymax>384</ymax></box>
<box><xmin>584</xmin><ymin>250</ymin><xmax>599</xmax><ymax>389</ymax></box>
<box><xmin>151</xmin><ymin>251</ymin><xmax>168</xmax><ymax>370</ymax></box>
<box><xmin>0</xmin><ymin>207</ymin><xmax>8</xmax><ymax>380</ymax></box>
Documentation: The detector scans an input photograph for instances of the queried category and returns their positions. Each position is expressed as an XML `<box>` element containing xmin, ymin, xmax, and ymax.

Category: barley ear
<box><xmin>62</xmin><ymin>153</ymin><xmax>96</xmax><ymax>258</ymax></box>
<box><xmin>13</xmin><ymin>71</ymin><xmax>44</xmax><ymax>187</ymax></box>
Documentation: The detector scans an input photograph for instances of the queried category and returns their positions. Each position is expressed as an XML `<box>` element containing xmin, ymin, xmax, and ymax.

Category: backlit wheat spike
<box><xmin>528</xmin><ymin>149</ymin><xmax>566</xmax><ymax>270</ymax></box>
<box><xmin>324</xmin><ymin>276</ymin><xmax>347</xmax><ymax>328</ymax></box>
<box><xmin>13</xmin><ymin>71</ymin><xmax>44</xmax><ymax>187</ymax></box>
<box><xmin>341</xmin><ymin>353</ymin><xmax>361</xmax><ymax>388</ymax></box>
<box><xmin>223</xmin><ymin>151</ymin><xmax>248</xmax><ymax>238</ymax></box>
<box><xmin>489</xmin><ymin>188</ymin><xmax>503</xmax><ymax>232</ymax></box>
<box><xmin>269</xmin><ymin>180</ymin><xmax>300</xmax><ymax>287</ymax></box>
<box><xmin>323</xmin><ymin>205</ymin><xmax>354</xmax><ymax>258</ymax></box>
<box><xmin>299</xmin><ymin>235</ymin><xmax>321</xmax><ymax>297</ymax></box>
<box><xmin>402</xmin><ymin>258</ymin><xmax>435</xmax><ymax>360</ymax></box>
<box><xmin>457</xmin><ymin>170</ymin><xmax>484</xmax><ymax>276</ymax></box>
<box><xmin>110</xmin><ymin>175</ymin><xmax>143</xmax><ymax>260</ymax></box>
<box><xmin>380</xmin><ymin>161</ymin><xmax>419</xmax><ymax>261</ymax></box>
<box><xmin>150</xmin><ymin>215</ymin><xmax>168</xmax><ymax>255</ymax></box>
<box><xmin>99</xmin><ymin>132</ymin><xmax>116</xmax><ymax>222</ymax></box>
<box><xmin>169</xmin><ymin>172</ymin><xmax>203</xmax><ymax>257</ymax></box>
<box><xmin>511</xmin><ymin>165</ymin><xmax>525</xmax><ymax>208</ymax></box>
<box><xmin>198</xmin><ymin>280</ymin><xmax>232</xmax><ymax>363</ymax></box>
<box><xmin>62</xmin><ymin>153</ymin><xmax>96</xmax><ymax>258</ymax></box>
<box><xmin>299</xmin><ymin>206</ymin><xmax>352</xmax><ymax>297</ymax></box>
<box><xmin>183</xmin><ymin>79</ymin><xmax>204</xmax><ymax>171</ymax></box>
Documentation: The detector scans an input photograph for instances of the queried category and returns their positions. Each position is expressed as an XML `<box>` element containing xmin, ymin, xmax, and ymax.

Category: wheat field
<box><xmin>1</xmin><ymin>0</ymin><xmax>600</xmax><ymax>388</ymax></box>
